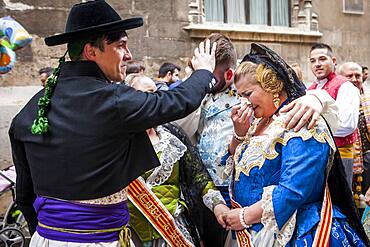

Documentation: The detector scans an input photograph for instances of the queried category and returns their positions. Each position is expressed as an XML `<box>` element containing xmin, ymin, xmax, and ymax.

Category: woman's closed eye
<box><xmin>240</xmin><ymin>91</ymin><xmax>252</xmax><ymax>98</ymax></box>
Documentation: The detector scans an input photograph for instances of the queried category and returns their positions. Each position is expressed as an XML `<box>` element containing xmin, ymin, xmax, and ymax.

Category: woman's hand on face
<box><xmin>214</xmin><ymin>204</ymin><xmax>230</xmax><ymax>228</ymax></box>
<box><xmin>224</xmin><ymin>208</ymin><xmax>244</xmax><ymax>231</ymax></box>
<box><xmin>191</xmin><ymin>39</ymin><xmax>216</xmax><ymax>73</ymax></box>
<box><xmin>231</xmin><ymin>103</ymin><xmax>253</xmax><ymax>137</ymax></box>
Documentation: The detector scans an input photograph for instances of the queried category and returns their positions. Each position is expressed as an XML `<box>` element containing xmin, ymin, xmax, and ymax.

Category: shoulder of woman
<box><xmin>272</xmin><ymin>114</ymin><xmax>336</xmax><ymax>150</ymax></box>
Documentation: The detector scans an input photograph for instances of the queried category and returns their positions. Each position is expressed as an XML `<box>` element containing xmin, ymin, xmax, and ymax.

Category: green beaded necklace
<box><xmin>30</xmin><ymin>38</ymin><xmax>94</xmax><ymax>135</ymax></box>
<box><xmin>31</xmin><ymin>52</ymin><xmax>66</xmax><ymax>135</ymax></box>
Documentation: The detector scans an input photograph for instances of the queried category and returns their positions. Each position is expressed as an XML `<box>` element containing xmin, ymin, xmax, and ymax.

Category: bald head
<box><xmin>126</xmin><ymin>73</ymin><xmax>157</xmax><ymax>93</ymax></box>
<box><xmin>338</xmin><ymin>62</ymin><xmax>363</xmax><ymax>89</ymax></box>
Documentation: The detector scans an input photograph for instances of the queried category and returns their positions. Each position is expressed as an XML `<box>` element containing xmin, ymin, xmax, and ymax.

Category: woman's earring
<box><xmin>273</xmin><ymin>93</ymin><xmax>280</xmax><ymax>109</ymax></box>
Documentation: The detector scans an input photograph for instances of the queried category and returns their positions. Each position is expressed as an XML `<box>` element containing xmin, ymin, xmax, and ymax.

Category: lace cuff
<box><xmin>261</xmin><ymin>185</ymin><xmax>296</xmax><ymax>246</ymax></box>
<box><xmin>202</xmin><ymin>189</ymin><xmax>226</xmax><ymax>211</ymax></box>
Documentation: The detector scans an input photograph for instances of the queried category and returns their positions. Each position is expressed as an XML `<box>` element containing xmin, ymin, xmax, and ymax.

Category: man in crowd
<box><xmin>308</xmin><ymin>43</ymin><xmax>360</xmax><ymax>188</ymax></box>
<box><xmin>339</xmin><ymin>62</ymin><xmax>370</xmax><ymax>202</ymax></box>
<box><xmin>38</xmin><ymin>67</ymin><xmax>53</xmax><ymax>87</ymax></box>
<box><xmin>154</xmin><ymin>62</ymin><xmax>181</xmax><ymax>90</ymax></box>
<box><xmin>9</xmin><ymin>1</ymin><xmax>220</xmax><ymax>246</ymax></box>
<box><xmin>362</xmin><ymin>66</ymin><xmax>369</xmax><ymax>92</ymax></box>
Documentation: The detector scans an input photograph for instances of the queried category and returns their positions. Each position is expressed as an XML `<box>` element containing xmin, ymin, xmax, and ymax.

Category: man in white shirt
<box><xmin>308</xmin><ymin>43</ymin><xmax>360</xmax><ymax>188</ymax></box>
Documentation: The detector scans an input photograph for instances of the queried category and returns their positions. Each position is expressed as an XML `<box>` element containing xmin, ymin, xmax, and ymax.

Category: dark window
<box><xmin>204</xmin><ymin>0</ymin><xmax>291</xmax><ymax>27</ymax></box>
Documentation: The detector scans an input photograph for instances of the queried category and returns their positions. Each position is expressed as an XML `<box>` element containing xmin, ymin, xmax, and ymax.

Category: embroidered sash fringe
<box><xmin>128</xmin><ymin>177</ymin><xmax>194</xmax><ymax>247</ymax></box>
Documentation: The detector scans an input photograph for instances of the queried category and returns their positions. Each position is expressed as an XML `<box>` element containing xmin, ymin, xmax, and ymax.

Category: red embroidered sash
<box><xmin>230</xmin><ymin>198</ymin><xmax>254</xmax><ymax>247</ymax></box>
<box><xmin>128</xmin><ymin>177</ymin><xmax>194</xmax><ymax>247</ymax></box>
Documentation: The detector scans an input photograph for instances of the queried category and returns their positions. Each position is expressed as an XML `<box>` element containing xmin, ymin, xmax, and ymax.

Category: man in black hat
<box><xmin>8</xmin><ymin>1</ymin><xmax>220</xmax><ymax>246</ymax></box>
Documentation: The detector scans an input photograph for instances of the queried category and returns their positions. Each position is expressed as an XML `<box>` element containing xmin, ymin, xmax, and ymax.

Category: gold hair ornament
<box><xmin>256</xmin><ymin>64</ymin><xmax>283</xmax><ymax>109</ymax></box>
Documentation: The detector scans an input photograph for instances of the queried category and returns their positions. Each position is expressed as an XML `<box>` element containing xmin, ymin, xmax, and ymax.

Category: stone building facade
<box><xmin>0</xmin><ymin>0</ymin><xmax>369</xmax><ymax>87</ymax></box>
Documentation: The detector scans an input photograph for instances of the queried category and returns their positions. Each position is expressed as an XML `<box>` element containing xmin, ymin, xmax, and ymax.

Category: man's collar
<box><xmin>317</xmin><ymin>71</ymin><xmax>336</xmax><ymax>85</ymax></box>
<box><xmin>59</xmin><ymin>61</ymin><xmax>109</xmax><ymax>82</ymax></box>
<box><xmin>209</xmin><ymin>85</ymin><xmax>237</xmax><ymax>101</ymax></box>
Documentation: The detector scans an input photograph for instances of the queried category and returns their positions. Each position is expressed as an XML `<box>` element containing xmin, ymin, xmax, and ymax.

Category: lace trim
<box><xmin>146</xmin><ymin>126</ymin><xmax>187</xmax><ymax>187</ymax></box>
<box><xmin>202</xmin><ymin>189</ymin><xmax>226</xmax><ymax>211</ymax></box>
<box><xmin>261</xmin><ymin>185</ymin><xmax>296</xmax><ymax>246</ymax></box>
<box><xmin>234</xmin><ymin>114</ymin><xmax>336</xmax><ymax>180</ymax></box>
<box><xmin>75</xmin><ymin>187</ymin><xmax>128</xmax><ymax>205</ymax></box>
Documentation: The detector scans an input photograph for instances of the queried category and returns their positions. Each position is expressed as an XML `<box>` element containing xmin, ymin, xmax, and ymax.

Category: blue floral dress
<box><xmin>224</xmin><ymin>114</ymin><xmax>366</xmax><ymax>246</ymax></box>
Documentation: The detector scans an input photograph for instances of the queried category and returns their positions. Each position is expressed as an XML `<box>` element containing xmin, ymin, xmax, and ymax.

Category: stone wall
<box><xmin>1</xmin><ymin>0</ymin><xmax>369</xmax><ymax>86</ymax></box>
<box><xmin>0</xmin><ymin>0</ymin><xmax>194</xmax><ymax>86</ymax></box>
<box><xmin>0</xmin><ymin>86</ymin><xmax>41</xmax><ymax>169</ymax></box>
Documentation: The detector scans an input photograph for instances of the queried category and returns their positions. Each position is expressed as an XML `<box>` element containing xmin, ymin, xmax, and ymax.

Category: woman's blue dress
<box><xmin>224</xmin><ymin>115</ymin><xmax>366</xmax><ymax>246</ymax></box>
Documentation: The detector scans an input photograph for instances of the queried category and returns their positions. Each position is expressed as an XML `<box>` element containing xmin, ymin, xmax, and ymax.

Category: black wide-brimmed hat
<box><xmin>44</xmin><ymin>0</ymin><xmax>143</xmax><ymax>46</ymax></box>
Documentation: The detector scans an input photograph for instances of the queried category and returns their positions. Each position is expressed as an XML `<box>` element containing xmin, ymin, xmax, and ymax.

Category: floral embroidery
<box><xmin>234</xmin><ymin>114</ymin><xmax>336</xmax><ymax>180</ymax></box>
<box><xmin>261</xmin><ymin>185</ymin><xmax>297</xmax><ymax>246</ymax></box>
<box><xmin>197</xmin><ymin>86</ymin><xmax>240</xmax><ymax>186</ymax></box>
<box><xmin>202</xmin><ymin>189</ymin><xmax>226</xmax><ymax>211</ymax></box>
<box><xmin>76</xmin><ymin>187</ymin><xmax>128</xmax><ymax>205</ymax></box>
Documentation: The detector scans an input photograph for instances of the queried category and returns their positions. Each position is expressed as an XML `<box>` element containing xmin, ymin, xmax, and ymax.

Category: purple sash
<box><xmin>34</xmin><ymin>196</ymin><xmax>129</xmax><ymax>243</ymax></box>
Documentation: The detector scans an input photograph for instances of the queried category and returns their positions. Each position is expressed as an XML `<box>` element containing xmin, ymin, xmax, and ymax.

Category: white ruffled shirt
<box><xmin>314</xmin><ymin>79</ymin><xmax>360</xmax><ymax>137</ymax></box>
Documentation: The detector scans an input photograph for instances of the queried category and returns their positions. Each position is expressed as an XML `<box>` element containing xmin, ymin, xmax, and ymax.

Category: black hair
<box><xmin>310</xmin><ymin>43</ymin><xmax>334</xmax><ymax>57</ymax></box>
<box><xmin>158</xmin><ymin>63</ymin><xmax>181</xmax><ymax>78</ymax></box>
<box><xmin>67</xmin><ymin>30</ymin><xmax>127</xmax><ymax>61</ymax></box>
<box><xmin>38</xmin><ymin>67</ymin><xmax>53</xmax><ymax>76</ymax></box>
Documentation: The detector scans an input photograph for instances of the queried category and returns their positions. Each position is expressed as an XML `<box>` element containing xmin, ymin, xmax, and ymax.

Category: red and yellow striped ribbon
<box><xmin>312</xmin><ymin>183</ymin><xmax>333</xmax><ymax>247</ymax></box>
<box><xmin>128</xmin><ymin>177</ymin><xmax>194</xmax><ymax>247</ymax></box>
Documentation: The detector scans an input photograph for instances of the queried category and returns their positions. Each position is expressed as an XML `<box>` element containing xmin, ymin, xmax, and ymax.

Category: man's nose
<box><xmin>346</xmin><ymin>75</ymin><xmax>356</xmax><ymax>83</ymax></box>
<box><xmin>123</xmin><ymin>49</ymin><xmax>132</xmax><ymax>61</ymax></box>
<box><xmin>314</xmin><ymin>60</ymin><xmax>321</xmax><ymax>67</ymax></box>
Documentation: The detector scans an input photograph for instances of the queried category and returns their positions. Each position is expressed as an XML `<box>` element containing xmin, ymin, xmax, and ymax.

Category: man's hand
<box><xmin>280</xmin><ymin>94</ymin><xmax>322</xmax><ymax>131</ymax></box>
<box><xmin>214</xmin><ymin>204</ymin><xmax>230</xmax><ymax>228</ymax></box>
<box><xmin>192</xmin><ymin>39</ymin><xmax>216</xmax><ymax>73</ymax></box>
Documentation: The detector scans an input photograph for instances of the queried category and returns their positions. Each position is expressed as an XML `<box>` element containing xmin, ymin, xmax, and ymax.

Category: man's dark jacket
<box><xmin>9</xmin><ymin>61</ymin><xmax>214</xmax><ymax>233</ymax></box>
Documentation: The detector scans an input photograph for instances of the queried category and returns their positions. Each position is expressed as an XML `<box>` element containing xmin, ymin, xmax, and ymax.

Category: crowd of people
<box><xmin>7</xmin><ymin>1</ymin><xmax>370</xmax><ymax>247</ymax></box>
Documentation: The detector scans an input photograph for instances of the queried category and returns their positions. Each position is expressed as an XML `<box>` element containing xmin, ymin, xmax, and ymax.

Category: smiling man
<box><xmin>308</xmin><ymin>43</ymin><xmax>360</xmax><ymax>189</ymax></box>
<box><xmin>8</xmin><ymin>1</ymin><xmax>218</xmax><ymax>246</ymax></box>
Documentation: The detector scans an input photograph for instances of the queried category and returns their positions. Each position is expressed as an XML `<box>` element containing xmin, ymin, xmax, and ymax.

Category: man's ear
<box><xmin>332</xmin><ymin>56</ymin><xmax>337</xmax><ymax>66</ymax></box>
<box><xmin>166</xmin><ymin>71</ymin><xmax>172</xmax><ymax>79</ymax></box>
<box><xmin>82</xmin><ymin>43</ymin><xmax>97</xmax><ymax>61</ymax></box>
<box><xmin>225</xmin><ymin>68</ymin><xmax>234</xmax><ymax>83</ymax></box>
